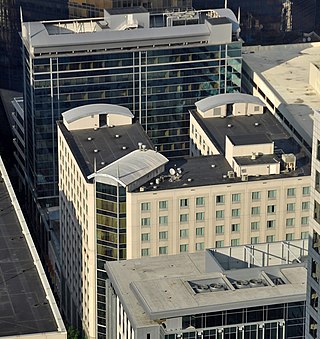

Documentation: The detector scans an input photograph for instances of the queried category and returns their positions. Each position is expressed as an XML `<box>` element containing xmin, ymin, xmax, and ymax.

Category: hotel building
<box><xmin>58</xmin><ymin>94</ymin><xmax>310</xmax><ymax>338</ymax></box>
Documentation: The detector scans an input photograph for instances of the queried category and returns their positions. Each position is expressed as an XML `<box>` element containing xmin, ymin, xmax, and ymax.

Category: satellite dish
<box><xmin>169</xmin><ymin>168</ymin><xmax>176</xmax><ymax>176</ymax></box>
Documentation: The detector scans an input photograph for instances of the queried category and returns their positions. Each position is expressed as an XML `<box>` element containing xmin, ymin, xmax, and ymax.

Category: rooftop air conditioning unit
<box><xmin>227</xmin><ymin>171</ymin><xmax>235</xmax><ymax>179</ymax></box>
<box><xmin>241</xmin><ymin>174</ymin><xmax>248</xmax><ymax>181</ymax></box>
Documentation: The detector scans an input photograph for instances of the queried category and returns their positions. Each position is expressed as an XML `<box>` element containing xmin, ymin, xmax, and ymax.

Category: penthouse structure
<box><xmin>58</xmin><ymin>94</ymin><xmax>310</xmax><ymax>338</ymax></box>
<box><xmin>0</xmin><ymin>157</ymin><xmax>66</xmax><ymax>339</ymax></box>
<box><xmin>21</xmin><ymin>6</ymin><xmax>242</xmax><ymax>209</ymax></box>
<box><xmin>105</xmin><ymin>241</ymin><xmax>307</xmax><ymax>338</ymax></box>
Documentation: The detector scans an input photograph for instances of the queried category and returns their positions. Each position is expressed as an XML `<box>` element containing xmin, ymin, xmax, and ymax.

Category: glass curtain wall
<box><xmin>24</xmin><ymin>41</ymin><xmax>241</xmax><ymax>201</ymax></box>
<box><xmin>96</xmin><ymin>182</ymin><xmax>126</xmax><ymax>337</ymax></box>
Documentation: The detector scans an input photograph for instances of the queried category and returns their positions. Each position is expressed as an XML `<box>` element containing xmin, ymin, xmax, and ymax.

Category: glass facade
<box><xmin>164</xmin><ymin>302</ymin><xmax>305</xmax><ymax>339</ymax></box>
<box><xmin>23</xmin><ymin>40</ymin><xmax>242</xmax><ymax>201</ymax></box>
<box><xmin>96</xmin><ymin>182</ymin><xmax>126</xmax><ymax>337</ymax></box>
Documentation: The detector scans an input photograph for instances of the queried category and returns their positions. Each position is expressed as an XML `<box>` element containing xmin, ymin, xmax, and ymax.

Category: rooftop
<box><xmin>58</xmin><ymin>121</ymin><xmax>154</xmax><ymax>178</ymax></box>
<box><xmin>242</xmin><ymin>43</ymin><xmax>320</xmax><ymax>146</ymax></box>
<box><xmin>191</xmin><ymin>109</ymin><xmax>298</xmax><ymax>154</ymax></box>
<box><xmin>21</xmin><ymin>9</ymin><xmax>239</xmax><ymax>55</ymax></box>
<box><xmin>105</xmin><ymin>241</ymin><xmax>307</xmax><ymax>327</ymax></box>
<box><xmin>0</xmin><ymin>158</ymin><xmax>65</xmax><ymax>337</ymax></box>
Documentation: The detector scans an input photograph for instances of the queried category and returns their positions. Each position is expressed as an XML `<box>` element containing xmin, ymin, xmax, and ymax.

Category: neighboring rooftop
<box><xmin>58</xmin><ymin>121</ymin><xmax>154</xmax><ymax>178</ymax></box>
<box><xmin>242</xmin><ymin>43</ymin><xmax>320</xmax><ymax>146</ymax></box>
<box><xmin>105</xmin><ymin>240</ymin><xmax>307</xmax><ymax>326</ymax></box>
<box><xmin>0</xmin><ymin>157</ymin><xmax>66</xmax><ymax>337</ymax></box>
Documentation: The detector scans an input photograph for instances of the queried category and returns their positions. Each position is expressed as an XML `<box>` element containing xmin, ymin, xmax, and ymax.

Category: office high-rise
<box><xmin>21</xmin><ymin>7</ymin><xmax>242</xmax><ymax>207</ymax></box>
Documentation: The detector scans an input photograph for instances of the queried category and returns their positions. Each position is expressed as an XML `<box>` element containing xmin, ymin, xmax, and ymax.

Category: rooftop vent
<box><xmin>254</xmin><ymin>122</ymin><xmax>260</xmax><ymax>126</ymax></box>
<box><xmin>155</xmin><ymin>178</ymin><xmax>160</xmax><ymax>185</ymax></box>
<box><xmin>227</xmin><ymin>124</ymin><xmax>232</xmax><ymax>128</ymax></box>
<box><xmin>138</xmin><ymin>142</ymin><xmax>143</xmax><ymax>150</ymax></box>
<box><xmin>94</xmin><ymin>149</ymin><xmax>99</xmax><ymax>153</ymax></box>
<box><xmin>193</xmin><ymin>284</ymin><xmax>209</xmax><ymax>293</ymax></box>
<box><xmin>108</xmin><ymin>124</ymin><xmax>114</xmax><ymax>128</ymax></box>
<box><xmin>140</xmin><ymin>186</ymin><xmax>145</xmax><ymax>192</ymax></box>
<box><xmin>227</xmin><ymin>171</ymin><xmax>235</xmax><ymax>179</ymax></box>
<box><xmin>234</xmin><ymin>280</ymin><xmax>250</xmax><ymax>289</ymax></box>
<box><xmin>251</xmin><ymin>152</ymin><xmax>257</xmax><ymax>160</ymax></box>
<box><xmin>101</xmin><ymin>161</ymin><xmax>105</xmax><ymax>165</ymax></box>
<box><xmin>187</xmin><ymin>178</ymin><xmax>192</xmax><ymax>182</ymax></box>
<box><xmin>115</xmin><ymin>134</ymin><xmax>120</xmax><ymax>138</ymax></box>
<box><xmin>211</xmin><ymin>164</ymin><xmax>216</xmax><ymax>168</ymax></box>
<box><xmin>94</xmin><ymin>127</ymin><xmax>98</xmax><ymax>131</ymax></box>
<box><xmin>87</xmin><ymin>137</ymin><xmax>93</xmax><ymax>141</ymax></box>
<box><xmin>142</xmin><ymin>144</ymin><xmax>147</xmax><ymax>151</ymax></box>
<box><xmin>122</xmin><ymin>146</ymin><xmax>127</xmax><ymax>150</ymax></box>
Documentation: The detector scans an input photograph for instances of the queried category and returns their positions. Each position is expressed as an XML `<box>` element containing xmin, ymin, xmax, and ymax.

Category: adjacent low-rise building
<box><xmin>0</xmin><ymin>156</ymin><xmax>66</xmax><ymax>339</ymax></box>
<box><xmin>58</xmin><ymin>94</ymin><xmax>310</xmax><ymax>338</ymax></box>
<box><xmin>105</xmin><ymin>240</ymin><xmax>308</xmax><ymax>339</ymax></box>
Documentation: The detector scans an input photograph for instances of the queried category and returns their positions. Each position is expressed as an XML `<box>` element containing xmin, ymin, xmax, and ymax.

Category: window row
<box><xmin>140</xmin><ymin>187</ymin><xmax>310</xmax><ymax>211</ymax></box>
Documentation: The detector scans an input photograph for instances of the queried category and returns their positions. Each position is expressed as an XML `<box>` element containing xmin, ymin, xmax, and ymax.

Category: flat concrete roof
<box><xmin>0</xmin><ymin>164</ymin><xmax>61</xmax><ymax>335</ymax></box>
<box><xmin>242</xmin><ymin>43</ymin><xmax>320</xmax><ymax>144</ymax></box>
<box><xmin>228</xmin><ymin>133</ymin><xmax>272</xmax><ymax>146</ymax></box>
<box><xmin>58</xmin><ymin>121</ymin><xmax>154</xmax><ymax>178</ymax></box>
<box><xmin>106</xmin><ymin>244</ymin><xmax>306</xmax><ymax>327</ymax></box>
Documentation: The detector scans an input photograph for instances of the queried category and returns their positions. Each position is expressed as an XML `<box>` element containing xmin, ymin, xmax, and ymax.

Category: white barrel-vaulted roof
<box><xmin>62</xmin><ymin>103</ymin><xmax>133</xmax><ymax>124</ymax></box>
<box><xmin>195</xmin><ymin>93</ymin><xmax>265</xmax><ymax>113</ymax></box>
<box><xmin>88</xmin><ymin>149</ymin><xmax>168</xmax><ymax>187</ymax></box>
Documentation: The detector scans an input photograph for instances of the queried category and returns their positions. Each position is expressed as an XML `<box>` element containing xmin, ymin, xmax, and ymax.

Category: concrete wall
<box><xmin>309</xmin><ymin>62</ymin><xmax>320</xmax><ymax>95</ymax></box>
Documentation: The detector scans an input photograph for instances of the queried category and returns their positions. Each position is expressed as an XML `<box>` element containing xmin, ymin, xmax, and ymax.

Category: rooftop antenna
<box><xmin>225</xmin><ymin>0</ymin><xmax>228</xmax><ymax>8</ymax></box>
<box><xmin>237</xmin><ymin>7</ymin><xmax>241</xmax><ymax>24</ymax></box>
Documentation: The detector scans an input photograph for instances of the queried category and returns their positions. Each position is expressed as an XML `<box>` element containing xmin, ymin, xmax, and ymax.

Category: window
<box><xmin>159</xmin><ymin>231</ymin><xmax>168</xmax><ymax>240</ymax></box>
<box><xmin>196</xmin><ymin>242</ymin><xmax>205</xmax><ymax>251</ymax></box>
<box><xmin>216</xmin><ymin>240</ymin><xmax>224</xmax><ymax>248</ymax></box>
<box><xmin>267</xmin><ymin>205</ymin><xmax>276</xmax><ymax>214</ymax></box>
<box><xmin>180</xmin><ymin>198</ymin><xmax>188</xmax><ymax>208</ymax></box>
<box><xmin>231</xmin><ymin>223</ymin><xmax>240</xmax><ymax>232</ymax></box>
<box><xmin>141</xmin><ymin>248</ymin><xmax>150</xmax><ymax>256</ymax></box>
<box><xmin>316</xmin><ymin>171</ymin><xmax>320</xmax><ymax>193</ymax></box>
<box><xmin>196</xmin><ymin>197</ymin><xmax>205</xmax><ymax>206</ymax></box>
<box><xmin>251</xmin><ymin>221</ymin><xmax>260</xmax><ymax>230</ymax></box>
<box><xmin>266</xmin><ymin>235</ymin><xmax>275</xmax><ymax>243</ymax></box>
<box><xmin>267</xmin><ymin>220</ymin><xmax>276</xmax><ymax>228</ymax></box>
<box><xmin>159</xmin><ymin>216</ymin><xmax>168</xmax><ymax>225</ymax></box>
<box><xmin>216</xmin><ymin>210</ymin><xmax>224</xmax><ymax>219</ymax></box>
<box><xmin>196</xmin><ymin>227</ymin><xmax>205</xmax><ymax>237</ymax></box>
<box><xmin>251</xmin><ymin>191</ymin><xmax>261</xmax><ymax>200</ymax></box>
<box><xmin>232</xmin><ymin>193</ymin><xmax>241</xmax><ymax>203</ymax></box>
<box><xmin>232</xmin><ymin>209</ymin><xmax>240</xmax><ymax>217</ymax></box>
<box><xmin>301</xmin><ymin>231</ymin><xmax>309</xmax><ymax>239</ymax></box>
<box><xmin>301</xmin><ymin>216</ymin><xmax>309</xmax><ymax>225</ymax></box>
<box><xmin>180</xmin><ymin>244</ymin><xmax>189</xmax><ymax>252</ymax></box>
<box><xmin>286</xmin><ymin>218</ymin><xmax>295</xmax><ymax>227</ymax></box>
<box><xmin>216</xmin><ymin>195</ymin><xmax>225</xmax><ymax>204</ymax></box>
<box><xmin>268</xmin><ymin>190</ymin><xmax>277</xmax><ymax>199</ymax></box>
<box><xmin>141</xmin><ymin>233</ymin><xmax>150</xmax><ymax>242</ymax></box>
<box><xmin>251</xmin><ymin>206</ymin><xmax>260</xmax><ymax>215</ymax></box>
<box><xmin>180</xmin><ymin>229</ymin><xmax>189</xmax><ymax>238</ymax></box>
<box><xmin>303</xmin><ymin>186</ymin><xmax>310</xmax><ymax>196</ymax></box>
<box><xmin>302</xmin><ymin>201</ymin><xmax>310</xmax><ymax>210</ymax></box>
<box><xmin>216</xmin><ymin>225</ymin><xmax>224</xmax><ymax>234</ymax></box>
<box><xmin>286</xmin><ymin>233</ymin><xmax>294</xmax><ymax>241</ymax></box>
<box><xmin>159</xmin><ymin>246</ymin><xmax>168</xmax><ymax>255</ymax></box>
<box><xmin>196</xmin><ymin>212</ymin><xmax>205</xmax><ymax>221</ymax></box>
<box><xmin>231</xmin><ymin>238</ymin><xmax>240</xmax><ymax>246</ymax></box>
<box><xmin>141</xmin><ymin>217</ymin><xmax>150</xmax><ymax>226</ymax></box>
<box><xmin>159</xmin><ymin>200</ymin><xmax>168</xmax><ymax>210</ymax></box>
<box><xmin>251</xmin><ymin>237</ymin><xmax>259</xmax><ymax>244</ymax></box>
<box><xmin>318</xmin><ymin>139</ymin><xmax>320</xmax><ymax>161</ymax></box>
<box><xmin>287</xmin><ymin>203</ymin><xmax>295</xmax><ymax>212</ymax></box>
<box><xmin>287</xmin><ymin>188</ymin><xmax>296</xmax><ymax>197</ymax></box>
<box><xmin>315</xmin><ymin>200</ymin><xmax>320</xmax><ymax>225</ymax></box>
<box><xmin>180</xmin><ymin>214</ymin><xmax>188</xmax><ymax>223</ymax></box>
<box><xmin>141</xmin><ymin>202</ymin><xmax>150</xmax><ymax>211</ymax></box>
